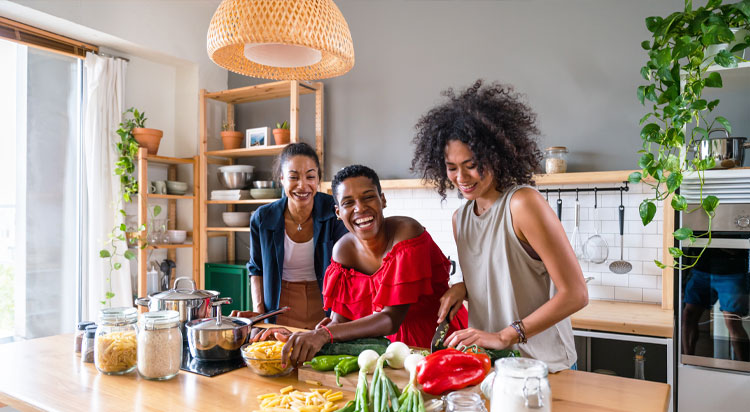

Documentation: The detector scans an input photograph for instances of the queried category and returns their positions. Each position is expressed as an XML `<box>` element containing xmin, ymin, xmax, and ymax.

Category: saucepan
<box><xmin>693</xmin><ymin>128</ymin><xmax>750</xmax><ymax>169</ymax></box>
<box><xmin>186</xmin><ymin>305</ymin><xmax>290</xmax><ymax>361</ymax></box>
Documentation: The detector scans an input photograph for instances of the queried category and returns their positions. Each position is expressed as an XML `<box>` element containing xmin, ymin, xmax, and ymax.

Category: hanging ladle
<box><xmin>556</xmin><ymin>189</ymin><xmax>563</xmax><ymax>221</ymax></box>
<box><xmin>609</xmin><ymin>187</ymin><xmax>633</xmax><ymax>274</ymax></box>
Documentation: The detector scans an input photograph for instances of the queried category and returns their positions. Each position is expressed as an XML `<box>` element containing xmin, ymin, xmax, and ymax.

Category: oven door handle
<box><xmin>683</xmin><ymin>237</ymin><xmax>750</xmax><ymax>249</ymax></box>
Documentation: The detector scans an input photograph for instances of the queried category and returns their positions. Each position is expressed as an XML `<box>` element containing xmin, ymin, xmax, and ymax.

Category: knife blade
<box><xmin>430</xmin><ymin>319</ymin><xmax>450</xmax><ymax>353</ymax></box>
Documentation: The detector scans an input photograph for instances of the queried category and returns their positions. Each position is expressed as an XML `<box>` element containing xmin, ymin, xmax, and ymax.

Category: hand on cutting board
<box><xmin>280</xmin><ymin>328</ymin><xmax>329</xmax><ymax>367</ymax></box>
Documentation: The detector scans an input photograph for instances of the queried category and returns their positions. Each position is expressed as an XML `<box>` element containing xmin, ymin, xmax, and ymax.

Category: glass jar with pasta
<box><xmin>95</xmin><ymin>307</ymin><xmax>138</xmax><ymax>375</ymax></box>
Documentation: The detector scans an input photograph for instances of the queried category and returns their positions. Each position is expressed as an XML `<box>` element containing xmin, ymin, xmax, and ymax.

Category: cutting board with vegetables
<box><xmin>298</xmin><ymin>366</ymin><xmax>411</xmax><ymax>393</ymax></box>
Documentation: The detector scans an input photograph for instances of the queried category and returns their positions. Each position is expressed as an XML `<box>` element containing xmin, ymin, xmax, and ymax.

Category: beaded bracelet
<box><xmin>510</xmin><ymin>320</ymin><xmax>527</xmax><ymax>344</ymax></box>
<box><xmin>320</xmin><ymin>325</ymin><xmax>334</xmax><ymax>344</ymax></box>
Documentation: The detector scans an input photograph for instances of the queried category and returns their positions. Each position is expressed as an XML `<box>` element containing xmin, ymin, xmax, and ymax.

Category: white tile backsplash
<box><xmin>383</xmin><ymin>181</ymin><xmax>665</xmax><ymax>305</ymax></box>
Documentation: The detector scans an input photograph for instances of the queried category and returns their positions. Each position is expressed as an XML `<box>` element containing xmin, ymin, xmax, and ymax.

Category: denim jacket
<box><xmin>247</xmin><ymin>192</ymin><xmax>347</xmax><ymax>321</ymax></box>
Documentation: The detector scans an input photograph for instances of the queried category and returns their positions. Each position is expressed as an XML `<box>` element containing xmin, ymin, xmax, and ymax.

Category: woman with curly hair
<box><xmin>411</xmin><ymin>80</ymin><xmax>588</xmax><ymax>372</ymax></box>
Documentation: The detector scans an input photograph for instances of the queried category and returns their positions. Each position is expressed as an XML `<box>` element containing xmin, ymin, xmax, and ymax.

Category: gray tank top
<box><xmin>456</xmin><ymin>185</ymin><xmax>576</xmax><ymax>372</ymax></box>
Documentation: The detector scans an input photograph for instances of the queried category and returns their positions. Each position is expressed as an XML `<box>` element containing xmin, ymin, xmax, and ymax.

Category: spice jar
<box><xmin>81</xmin><ymin>325</ymin><xmax>97</xmax><ymax>363</ymax></box>
<box><xmin>74</xmin><ymin>321</ymin><xmax>95</xmax><ymax>354</ymax></box>
<box><xmin>490</xmin><ymin>358</ymin><xmax>550</xmax><ymax>412</ymax></box>
<box><xmin>544</xmin><ymin>146</ymin><xmax>568</xmax><ymax>174</ymax></box>
<box><xmin>137</xmin><ymin>310</ymin><xmax>182</xmax><ymax>380</ymax></box>
<box><xmin>444</xmin><ymin>391</ymin><xmax>487</xmax><ymax>412</ymax></box>
<box><xmin>95</xmin><ymin>307</ymin><xmax>138</xmax><ymax>375</ymax></box>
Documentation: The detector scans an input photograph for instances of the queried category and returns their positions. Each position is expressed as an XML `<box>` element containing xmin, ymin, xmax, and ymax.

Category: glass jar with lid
<box><xmin>490</xmin><ymin>358</ymin><xmax>551</xmax><ymax>412</ymax></box>
<box><xmin>137</xmin><ymin>310</ymin><xmax>182</xmax><ymax>380</ymax></box>
<box><xmin>74</xmin><ymin>321</ymin><xmax>95</xmax><ymax>354</ymax></box>
<box><xmin>444</xmin><ymin>391</ymin><xmax>487</xmax><ymax>412</ymax></box>
<box><xmin>95</xmin><ymin>307</ymin><xmax>138</xmax><ymax>375</ymax></box>
<box><xmin>544</xmin><ymin>146</ymin><xmax>568</xmax><ymax>174</ymax></box>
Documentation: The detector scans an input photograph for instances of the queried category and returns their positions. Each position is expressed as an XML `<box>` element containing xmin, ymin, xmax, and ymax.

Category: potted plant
<box><xmin>633</xmin><ymin>0</ymin><xmax>750</xmax><ymax>268</ymax></box>
<box><xmin>273</xmin><ymin>120</ymin><xmax>291</xmax><ymax>145</ymax></box>
<box><xmin>220</xmin><ymin>121</ymin><xmax>244</xmax><ymax>150</ymax></box>
<box><xmin>124</xmin><ymin>108</ymin><xmax>163</xmax><ymax>155</ymax></box>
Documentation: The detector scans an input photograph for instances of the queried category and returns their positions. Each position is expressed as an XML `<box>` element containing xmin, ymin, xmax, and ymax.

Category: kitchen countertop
<box><xmin>0</xmin><ymin>334</ymin><xmax>670</xmax><ymax>412</ymax></box>
<box><xmin>571</xmin><ymin>300</ymin><xmax>674</xmax><ymax>338</ymax></box>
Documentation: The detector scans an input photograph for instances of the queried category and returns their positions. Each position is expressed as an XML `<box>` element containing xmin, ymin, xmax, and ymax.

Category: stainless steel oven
<box><xmin>678</xmin><ymin>170</ymin><xmax>750</xmax><ymax>412</ymax></box>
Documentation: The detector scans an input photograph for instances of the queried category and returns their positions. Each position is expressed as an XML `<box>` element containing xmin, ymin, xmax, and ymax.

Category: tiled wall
<box><xmin>382</xmin><ymin>182</ymin><xmax>664</xmax><ymax>305</ymax></box>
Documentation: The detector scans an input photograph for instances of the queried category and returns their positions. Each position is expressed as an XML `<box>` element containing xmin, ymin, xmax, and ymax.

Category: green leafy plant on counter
<box><xmin>99</xmin><ymin>107</ymin><xmax>156</xmax><ymax>306</ymax></box>
<box><xmin>275</xmin><ymin>120</ymin><xmax>289</xmax><ymax>130</ymax></box>
<box><xmin>633</xmin><ymin>0</ymin><xmax>750</xmax><ymax>269</ymax></box>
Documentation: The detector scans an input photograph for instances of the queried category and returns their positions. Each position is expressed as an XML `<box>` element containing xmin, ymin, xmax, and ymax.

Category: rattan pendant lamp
<box><xmin>207</xmin><ymin>0</ymin><xmax>354</xmax><ymax>80</ymax></box>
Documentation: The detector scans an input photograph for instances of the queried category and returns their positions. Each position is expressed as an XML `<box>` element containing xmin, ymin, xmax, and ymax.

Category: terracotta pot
<box><xmin>220</xmin><ymin>131</ymin><xmax>244</xmax><ymax>150</ymax></box>
<box><xmin>272</xmin><ymin>129</ymin><xmax>290</xmax><ymax>145</ymax></box>
<box><xmin>132</xmin><ymin>127</ymin><xmax>163</xmax><ymax>155</ymax></box>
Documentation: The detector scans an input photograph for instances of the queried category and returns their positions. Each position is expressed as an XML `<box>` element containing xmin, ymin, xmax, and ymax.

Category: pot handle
<box><xmin>135</xmin><ymin>296</ymin><xmax>150</xmax><ymax>306</ymax></box>
<box><xmin>708</xmin><ymin>128</ymin><xmax>731</xmax><ymax>139</ymax></box>
<box><xmin>744</xmin><ymin>142</ymin><xmax>750</xmax><ymax>149</ymax></box>
<box><xmin>172</xmin><ymin>276</ymin><xmax>195</xmax><ymax>290</ymax></box>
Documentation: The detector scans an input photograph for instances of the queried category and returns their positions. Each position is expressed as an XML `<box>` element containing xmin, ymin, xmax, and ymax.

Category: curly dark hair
<box><xmin>410</xmin><ymin>80</ymin><xmax>542</xmax><ymax>200</ymax></box>
<box><xmin>331</xmin><ymin>164</ymin><xmax>382</xmax><ymax>205</ymax></box>
<box><xmin>273</xmin><ymin>142</ymin><xmax>322</xmax><ymax>180</ymax></box>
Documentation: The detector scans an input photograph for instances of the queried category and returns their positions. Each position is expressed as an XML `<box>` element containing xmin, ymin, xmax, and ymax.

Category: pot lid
<box><xmin>152</xmin><ymin>287</ymin><xmax>219</xmax><ymax>300</ymax></box>
<box><xmin>186</xmin><ymin>316</ymin><xmax>251</xmax><ymax>331</ymax></box>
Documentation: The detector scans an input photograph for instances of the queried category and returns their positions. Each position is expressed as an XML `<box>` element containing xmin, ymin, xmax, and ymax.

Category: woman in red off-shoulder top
<box><xmin>276</xmin><ymin>165</ymin><xmax>467</xmax><ymax>366</ymax></box>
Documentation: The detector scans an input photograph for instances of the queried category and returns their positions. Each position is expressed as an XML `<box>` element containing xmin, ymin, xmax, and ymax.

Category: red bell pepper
<box><xmin>416</xmin><ymin>348</ymin><xmax>488</xmax><ymax>395</ymax></box>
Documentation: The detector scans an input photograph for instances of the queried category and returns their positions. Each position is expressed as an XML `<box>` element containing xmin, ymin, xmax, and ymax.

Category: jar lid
<box><xmin>77</xmin><ymin>321</ymin><xmax>95</xmax><ymax>330</ymax></box>
<box><xmin>98</xmin><ymin>307</ymin><xmax>138</xmax><ymax>325</ymax></box>
<box><xmin>141</xmin><ymin>310</ymin><xmax>180</xmax><ymax>330</ymax></box>
<box><xmin>545</xmin><ymin>146</ymin><xmax>568</xmax><ymax>152</ymax></box>
<box><xmin>186</xmin><ymin>316</ymin><xmax>251</xmax><ymax>332</ymax></box>
<box><xmin>150</xmin><ymin>278</ymin><xmax>219</xmax><ymax>301</ymax></box>
<box><xmin>495</xmin><ymin>357</ymin><xmax>549</xmax><ymax>379</ymax></box>
<box><xmin>85</xmin><ymin>325</ymin><xmax>98</xmax><ymax>338</ymax></box>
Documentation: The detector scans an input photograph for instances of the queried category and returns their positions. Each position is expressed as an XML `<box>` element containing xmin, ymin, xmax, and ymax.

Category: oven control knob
<box><xmin>737</xmin><ymin>216</ymin><xmax>750</xmax><ymax>229</ymax></box>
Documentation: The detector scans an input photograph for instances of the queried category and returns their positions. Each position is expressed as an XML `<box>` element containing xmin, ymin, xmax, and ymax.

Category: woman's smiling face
<box><xmin>280</xmin><ymin>155</ymin><xmax>319</xmax><ymax>208</ymax></box>
<box><xmin>444</xmin><ymin>140</ymin><xmax>495</xmax><ymax>200</ymax></box>
<box><xmin>335</xmin><ymin>176</ymin><xmax>386</xmax><ymax>241</ymax></box>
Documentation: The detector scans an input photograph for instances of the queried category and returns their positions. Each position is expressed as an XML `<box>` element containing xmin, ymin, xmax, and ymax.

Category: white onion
<box><xmin>358</xmin><ymin>349</ymin><xmax>380</xmax><ymax>374</ymax></box>
<box><xmin>384</xmin><ymin>341</ymin><xmax>411</xmax><ymax>369</ymax></box>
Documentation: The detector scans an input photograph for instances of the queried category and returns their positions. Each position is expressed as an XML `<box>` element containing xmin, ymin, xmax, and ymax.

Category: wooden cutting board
<box><xmin>298</xmin><ymin>366</ymin><xmax>411</xmax><ymax>393</ymax></box>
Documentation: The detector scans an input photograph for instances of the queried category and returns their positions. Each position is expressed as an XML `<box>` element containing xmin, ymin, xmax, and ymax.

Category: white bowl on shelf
<box><xmin>222</xmin><ymin>212</ymin><xmax>251</xmax><ymax>227</ymax></box>
<box><xmin>166</xmin><ymin>230</ymin><xmax>187</xmax><ymax>244</ymax></box>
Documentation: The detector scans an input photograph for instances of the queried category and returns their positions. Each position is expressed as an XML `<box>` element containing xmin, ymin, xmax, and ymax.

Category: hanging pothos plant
<box><xmin>98</xmin><ymin>108</ymin><xmax>159</xmax><ymax>305</ymax></box>
<box><xmin>632</xmin><ymin>0</ymin><xmax>750</xmax><ymax>269</ymax></box>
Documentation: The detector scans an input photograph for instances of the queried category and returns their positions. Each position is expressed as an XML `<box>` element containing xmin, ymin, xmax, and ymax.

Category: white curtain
<box><xmin>81</xmin><ymin>53</ymin><xmax>131</xmax><ymax>320</ymax></box>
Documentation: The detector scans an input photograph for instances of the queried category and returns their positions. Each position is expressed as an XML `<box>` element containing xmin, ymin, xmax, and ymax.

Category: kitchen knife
<box><xmin>430</xmin><ymin>319</ymin><xmax>450</xmax><ymax>353</ymax></box>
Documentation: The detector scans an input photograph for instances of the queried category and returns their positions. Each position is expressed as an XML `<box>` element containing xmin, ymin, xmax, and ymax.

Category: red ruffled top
<box><xmin>323</xmin><ymin>230</ymin><xmax>468</xmax><ymax>347</ymax></box>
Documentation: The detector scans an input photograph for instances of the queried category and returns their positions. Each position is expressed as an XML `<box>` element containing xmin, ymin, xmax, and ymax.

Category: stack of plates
<box><xmin>682</xmin><ymin>169</ymin><xmax>750</xmax><ymax>203</ymax></box>
<box><xmin>211</xmin><ymin>190</ymin><xmax>251</xmax><ymax>200</ymax></box>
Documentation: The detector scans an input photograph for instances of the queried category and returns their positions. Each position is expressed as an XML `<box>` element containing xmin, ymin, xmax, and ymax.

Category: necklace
<box><xmin>287</xmin><ymin>210</ymin><xmax>311</xmax><ymax>231</ymax></box>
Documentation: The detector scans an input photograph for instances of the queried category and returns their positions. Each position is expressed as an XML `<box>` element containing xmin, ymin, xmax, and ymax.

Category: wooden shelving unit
<box><xmin>136</xmin><ymin>148</ymin><xmax>200</xmax><ymax>299</ymax></box>
<box><xmin>199</xmin><ymin>80</ymin><xmax>324</xmax><ymax>288</ymax></box>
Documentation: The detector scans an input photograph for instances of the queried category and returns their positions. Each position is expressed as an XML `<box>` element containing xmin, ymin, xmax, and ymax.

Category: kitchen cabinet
<box><xmin>135</xmin><ymin>148</ymin><xmax>200</xmax><ymax>300</ymax></box>
<box><xmin>198</xmin><ymin>80</ymin><xmax>324</xmax><ymax>288</ymax></box>
<box><xmin>204</xmin><ymin>262</ymin><xmax>251</xmax><ymax>316</ymax></box>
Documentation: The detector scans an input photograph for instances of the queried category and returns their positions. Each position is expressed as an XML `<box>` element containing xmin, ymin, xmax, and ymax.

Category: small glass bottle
<box><xmin>74</xmin><ymin>321</ymin><xmax>95</xmax><ymax>354</ymax></box>
<box><xmin>444</xmin><ymin>392</ymin><xmax>487</xmax><ymax>412</ymax></box>
<box><xmin>544</xmin><ymin>146</ymin><xmax>568</xmax><ymax>174</ymax></box>
<box><xmin>634</xmin><ymin>345</ymin><xmax>646</xmax><ymax>380</ymax></box>
<box><xmin>137</xmin><ymin>310</ymin><xmax>182</xmax><ymax>380</ymax></box>
<box><xmin>95</xmin><ymin>307</ymin><xmax>138</xmax><ymax>375</ymax></box>
<box><xmin>81</xmin><ymin>325</ymin><xmax>97</xmax><ymax>363</ymax></box>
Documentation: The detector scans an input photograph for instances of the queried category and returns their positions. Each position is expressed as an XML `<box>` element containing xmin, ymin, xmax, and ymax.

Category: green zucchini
<box><xmin>314</xmin><ymin>337</ymin><xmax>391</xmax><ymax>357</ymax></box>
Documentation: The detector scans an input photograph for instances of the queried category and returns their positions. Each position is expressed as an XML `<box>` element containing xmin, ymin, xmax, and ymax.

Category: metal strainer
<box><xmin>583</xmin><ymin>189</ymin><xmax>609</xmax><ymax>264</ymax></box>
<box><xmin>609</xmin><ymin>187</ymin><xmax>633</xmax><ymax>274</ymax></box>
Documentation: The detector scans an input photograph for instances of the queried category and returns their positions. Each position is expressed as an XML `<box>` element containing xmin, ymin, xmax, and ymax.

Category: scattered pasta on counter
<box><xmin>253</xmin><ymin>387</ymin><xmax>345</xmax><ymax>412</ymax></box>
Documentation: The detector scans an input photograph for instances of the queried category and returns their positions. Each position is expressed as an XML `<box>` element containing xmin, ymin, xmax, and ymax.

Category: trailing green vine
<box><xmin>633</xmin><ymin>0</ymin><xmax>750</xmax><ymax>269</ymax></box>
<box><xmin>98</xmin><ymin>108</ymin><xmax>156</xmax><ymax>306</ymax></box>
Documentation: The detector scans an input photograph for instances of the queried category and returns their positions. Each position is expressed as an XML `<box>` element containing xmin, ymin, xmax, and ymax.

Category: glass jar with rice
<box><xmin>95</xmin><ymin>307</ymin><xmax>138</xmax><ymax>375</ymax></box>
<box><xmin>137</xmin><ymin>310</ymin><xmax>182</xmax><ymax>380</ymax></box>
<box><xmin>544</xmin><ymin>146</ymin><xmax>568</xmax><ymax>174</ymax></box>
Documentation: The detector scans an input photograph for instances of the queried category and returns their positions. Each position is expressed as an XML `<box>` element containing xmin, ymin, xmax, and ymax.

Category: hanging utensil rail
<box><xmin>541</xmin><ymin>181</ymin><xmax>629</xmax><ymax>196</ymax></box>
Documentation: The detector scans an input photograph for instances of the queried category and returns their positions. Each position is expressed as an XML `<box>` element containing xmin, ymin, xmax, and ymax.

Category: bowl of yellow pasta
<box><xmin>240</xmin><ymin>341</ymin><xmax>293</xmax><ymax>377</ymax></box>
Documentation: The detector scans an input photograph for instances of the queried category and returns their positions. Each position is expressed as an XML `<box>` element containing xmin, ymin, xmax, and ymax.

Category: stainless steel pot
<box><xmin>696</xmin><ymin>128</ymin><xmax>750</xmax><ymax>169</ymax></box>
<box><xmin>135</xmin><ymin>277</ymin><xmax>225</xmax><ymax>338</ymax></box>
<box><xmin>186</xmin><ymin>306</ymin><xmax>290</xmax><ymax>361</ymax></box>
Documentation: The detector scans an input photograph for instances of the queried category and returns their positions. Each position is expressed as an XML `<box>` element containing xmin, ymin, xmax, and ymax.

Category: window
<box><xmin>0</xmin><ymin>38</ymin><xmax>82</xmax><ymax>342</ymax></box>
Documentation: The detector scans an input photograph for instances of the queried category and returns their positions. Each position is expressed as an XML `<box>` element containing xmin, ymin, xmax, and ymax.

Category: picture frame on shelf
<box><xmin>246</xmin><ymin>127</ymin><xmax>269</xmax><ymax>148</ymax></box>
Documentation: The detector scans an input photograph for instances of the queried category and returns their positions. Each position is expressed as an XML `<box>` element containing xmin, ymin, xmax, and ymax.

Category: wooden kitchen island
<box><xmin>0</xmin><ymin>334</ymin><xmax>670</xmax><ymax>412</ymax></box>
